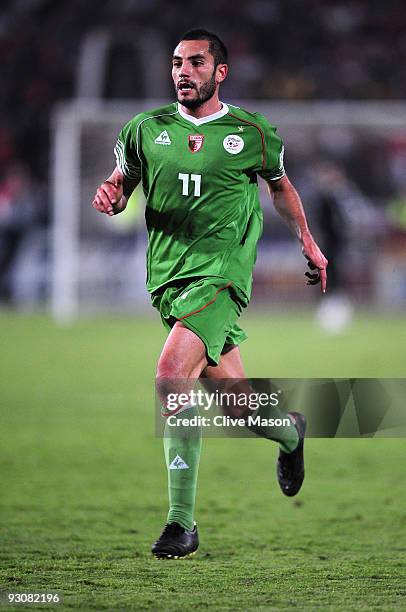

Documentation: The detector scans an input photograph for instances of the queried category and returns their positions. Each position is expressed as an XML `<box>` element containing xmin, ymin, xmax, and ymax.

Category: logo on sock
<box><xmin>169</xmin><ymin>455</ymin><xmax>189</xmax><ymax>470</ymax></box>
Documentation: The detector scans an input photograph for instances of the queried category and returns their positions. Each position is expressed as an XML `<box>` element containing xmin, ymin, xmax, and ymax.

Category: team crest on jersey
<box><xmin>223</xmin><ymin>134</ymin><xmax>244</xmax><ymax>155</ymax></box>
<box><xmin>188</xmin><ymin>134</ymin><xmax>204</xmax><ymax>153</ymax></box>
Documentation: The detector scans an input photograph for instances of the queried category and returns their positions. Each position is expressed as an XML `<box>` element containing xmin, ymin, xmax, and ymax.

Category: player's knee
<box><xmin>156</xmin><ymin>356</ymin><xmax>183</xmax><ymax>401</ymax></box>
<box><xmin>156</xmin><ymin>353</ymin><xmax>185</xmax><ymax>380</ymax></box>
<box><xmin>155</xmin><ymin>374</ymin><xmax>176</xmax><ymax>403</ymax></box>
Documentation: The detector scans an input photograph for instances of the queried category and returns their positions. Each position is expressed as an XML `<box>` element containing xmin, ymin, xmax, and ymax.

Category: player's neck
<box><xmin>179</xmin><ymin>96</ymin><xmax>223</xmax><ymax>120</ymax></box>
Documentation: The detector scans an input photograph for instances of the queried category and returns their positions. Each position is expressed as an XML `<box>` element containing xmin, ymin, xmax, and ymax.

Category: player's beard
<box><xmin>176</xmin><ymin>70</ymin><xmax>217</xmax><ymax>109</ymax></box>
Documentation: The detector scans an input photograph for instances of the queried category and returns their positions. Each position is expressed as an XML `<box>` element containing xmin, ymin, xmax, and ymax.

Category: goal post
<box><xmin>52</xmin><ymin>105</ymin><xmax>81</xmax><ymax>322</ymax></box>
<box><xmin>51</xmin><ymin>100</ymin><xmax>154</xmax><ymax>323</ymax></box>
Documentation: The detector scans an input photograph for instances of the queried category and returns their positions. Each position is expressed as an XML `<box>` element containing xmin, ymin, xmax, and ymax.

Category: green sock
<box><xmin>245</xmin><ymin>403</ymin><xmax>299</xmax><ymax>453</ymax></box>
<box><xmin>163</xmin><ymin>405</ymin><xmax>202</xmax><ymax>531</ymax></box>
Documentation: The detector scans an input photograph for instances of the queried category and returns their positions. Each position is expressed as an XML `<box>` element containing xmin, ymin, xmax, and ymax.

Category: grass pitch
<box><xmin>0</xmin><ymin>311</ymin><xmax>406</xmax><ymax>610</ymax></box>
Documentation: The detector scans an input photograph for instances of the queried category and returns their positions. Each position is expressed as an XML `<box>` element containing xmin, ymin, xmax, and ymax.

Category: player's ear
<box><xmin>216</xmin><ymin>63</ymin><xmax>228</xmax><ymax>83</ymax></box>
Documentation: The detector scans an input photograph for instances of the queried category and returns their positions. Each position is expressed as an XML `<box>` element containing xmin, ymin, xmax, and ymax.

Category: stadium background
<box><xmin>1</xmin><ymin>1</ymin><xmax>405</xmax><ymax>610</ymax></box>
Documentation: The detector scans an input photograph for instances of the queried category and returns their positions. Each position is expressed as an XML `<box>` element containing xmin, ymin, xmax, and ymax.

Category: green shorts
<box><xmin>151</xmin><ymin>277</ymin><xmax>248</xmax><ymax>366</ymax></box>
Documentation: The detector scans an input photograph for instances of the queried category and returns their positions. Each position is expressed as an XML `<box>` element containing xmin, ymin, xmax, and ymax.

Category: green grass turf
<box><xmin>0</xmin><ymin>311</ymin><xmax>406</xmax><ymax>611</ymax></box>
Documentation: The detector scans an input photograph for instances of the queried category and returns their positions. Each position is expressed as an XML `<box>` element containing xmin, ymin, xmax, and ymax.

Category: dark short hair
<box><xmin>180</xmin><ymin>28</ymin><xmax>228</xmax><ymax>67</ymax></box>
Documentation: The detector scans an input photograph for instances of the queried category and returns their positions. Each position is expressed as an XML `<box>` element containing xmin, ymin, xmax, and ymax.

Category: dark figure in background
<box><xmin>311</xmin><ymin>160</ymin><xmax>377</xmax><ymax>333</ymax></box>
<box><xmin>0</xmin><ymin>163</ymin><xmax>44</xmax><ymax>303</ymax></box>
<box><xmin>317</xmin><ymin>189</ymin><xmax>347</xmax><ymax>293</ymax></box>
<box><xmin>311</xmin><ymin>161</ymin><xmax>353</xmax><ymax>332</ymax></box>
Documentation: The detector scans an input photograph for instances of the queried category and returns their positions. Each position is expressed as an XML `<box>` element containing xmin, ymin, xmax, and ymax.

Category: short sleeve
<box><xmin>253</xmin><ymin>114</ymin><xmax>285</xmax><ymax>182</ymax></box>
<box><xmin>114</xmin><ymin>119</ymin><xmax>142</xmax><ymax>180</ymax></box>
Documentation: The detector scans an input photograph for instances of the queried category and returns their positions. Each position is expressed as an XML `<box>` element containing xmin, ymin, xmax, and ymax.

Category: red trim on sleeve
<box><xmin>227</xmin><ymin>112</ymin><xmax>266</xmax><ymax>170</ymax></box>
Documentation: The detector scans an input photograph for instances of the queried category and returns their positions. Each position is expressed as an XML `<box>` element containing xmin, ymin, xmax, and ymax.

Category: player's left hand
<box><xmin>301</xmin><ymin>231</ymin><xmax>328</xmax><ymax>293</ymax></box>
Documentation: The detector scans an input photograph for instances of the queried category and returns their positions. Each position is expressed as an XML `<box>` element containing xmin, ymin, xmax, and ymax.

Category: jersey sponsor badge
<box><xmin>188</xmin><ymin>134</ymin><xmax>204</xmax><ymax>153</ymax></box>
<box><xmin>223</xmin><ymin>134</ymin><xmax>244</xmax><ymax>155</ymax></box>
<box><xmin>155</xmin><ymin>130</ymin><xmax>171</xmax><ymax>145</ymax></box>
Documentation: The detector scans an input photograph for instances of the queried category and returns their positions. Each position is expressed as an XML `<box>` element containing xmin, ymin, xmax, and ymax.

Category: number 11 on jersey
<box><xmin>178</xmin><ymin>173</ymin><xmax>201</xmax><ymax>197</ymax></box>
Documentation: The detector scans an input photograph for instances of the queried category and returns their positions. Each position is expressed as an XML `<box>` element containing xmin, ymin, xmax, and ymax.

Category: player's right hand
<box><xmin>92</xmin><ymin>176</ymin><xmax>123</xmax><ymax>216</ymax></box>
<box><xmin>301</xmin><ymin>232</ymin><xmax>328</xmax><ymax>294</ymax></box>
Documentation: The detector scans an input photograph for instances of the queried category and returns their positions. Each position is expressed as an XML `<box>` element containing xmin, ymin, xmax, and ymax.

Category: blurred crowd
<box><xmin>1</xmin><ymin>0</ymin><xmax>405</xmax><ymax>179</ymax></box>
<box><xmin>0</xmin><ymin>0</ymin><xmax>405</xmax><ymax>307</ymax></box>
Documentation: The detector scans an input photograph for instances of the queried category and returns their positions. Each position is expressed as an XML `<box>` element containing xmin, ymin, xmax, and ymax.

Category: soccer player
<box><xmin>92</xmin><ymin>29</ymin><xmax>328</xmax><ymax>559</ymax></box>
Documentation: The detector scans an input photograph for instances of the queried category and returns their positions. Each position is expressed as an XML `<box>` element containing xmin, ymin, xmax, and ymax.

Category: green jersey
<box><xmin>114</xmin><ymin>102</ymin><xmax>285</xmax><ymax>300</ymax></box>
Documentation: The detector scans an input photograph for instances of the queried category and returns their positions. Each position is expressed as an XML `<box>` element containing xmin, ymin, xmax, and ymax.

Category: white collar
<box><xmin>177</xmin><ymin>102</ymin><xmax>229</xmax><ymax>125</ymax></box>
